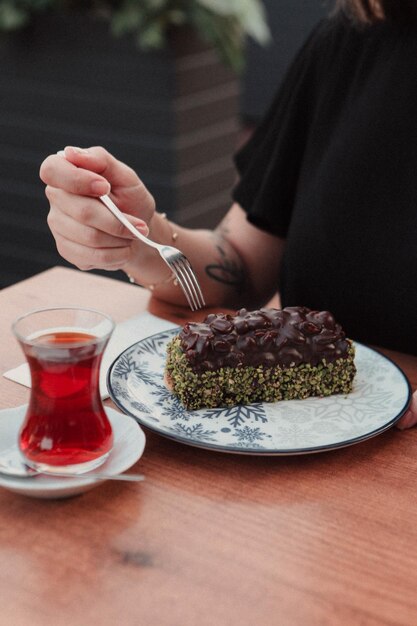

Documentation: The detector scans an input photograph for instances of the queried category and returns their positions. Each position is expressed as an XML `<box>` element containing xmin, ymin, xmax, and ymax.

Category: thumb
<box><xmin>63</xmin><ymin>146</ymin><xmax>139</xmax><ymax>189</ymax></box>
<box><xmin>60</xmin><ymin>145</ymin><xmax>155</xmax><ymax>221</ymax></box>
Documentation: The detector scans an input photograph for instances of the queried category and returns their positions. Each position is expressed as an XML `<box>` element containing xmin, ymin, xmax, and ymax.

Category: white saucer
<box><xmin>0</xmin><ymin>405</ymin><xmax>146</xmax><ymax>499</ymax></box>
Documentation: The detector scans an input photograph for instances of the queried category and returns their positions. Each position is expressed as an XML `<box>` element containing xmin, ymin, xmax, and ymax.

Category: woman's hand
<box><xmin>39</xmin><ymin>146</ymin><xmax>155</xmax><ymax>273</ymax></box>
<box><xmin>396</xmin><ymin>390</ymin><xmax>417</xmax><ymax>430</ymax></box>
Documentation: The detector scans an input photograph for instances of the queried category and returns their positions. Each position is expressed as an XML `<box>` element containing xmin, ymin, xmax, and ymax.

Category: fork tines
<box><xmin>171</xmin><ymin>258</ymin><xmax>205</xmax><ymax>311</ymax></box>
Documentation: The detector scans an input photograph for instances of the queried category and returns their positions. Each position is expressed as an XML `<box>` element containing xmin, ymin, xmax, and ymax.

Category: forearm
<box><xmin>124</xmin><ymin>201</ymin><xmax>285</xmax><ymax>310</ymax></box>
<box><xmin>123</xmin><ymin>212</ymin><xmax>250</xmax><ymax>309</ymax></box>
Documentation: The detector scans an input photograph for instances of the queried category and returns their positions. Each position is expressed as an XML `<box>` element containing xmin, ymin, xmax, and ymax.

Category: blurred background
<box><xmin>0</xmin><ymin>0</ymin><xmax>325</xmax><ymax>289</ymax></box>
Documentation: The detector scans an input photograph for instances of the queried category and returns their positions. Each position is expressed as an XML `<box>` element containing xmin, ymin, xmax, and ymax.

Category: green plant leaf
<box><xmin>195</xmin><ymin>0</ymin><xmax>239</xmax><ymax>16</ymax></box>
<box><xmin>196</xmin><ymin>0</ymin><xmax>270</xmax><ymax>44</ymax></box>
<box><xmin>237</xmin><ymin>0</ymin><xmax>271</xmax><ymax>45</ymax></box>
<box><xmin>192</xmin><ymin>5</ymin><xmax>245</xmax><ymax>73</ymax></box>
<box><xmin>137</xmin><ymin>20</ymin><xmax>165</xmax><ymax>49</ymax></box>
<box><xmin>148</xmin><ymin>0</ymin><xmax>169</xmax><ymax>9</ymax></box>
<box><xmin>0</xmin><ymin>0</ymin><xmax>271</xmax><ymax>71</ymax></box>
<box><xmin>0</xmin><ymin>1</ymin><xmax>29</xmax><ymax>30</ymax></box>
<box><xmin>167</xmin><ymin>9</ymin><xmax>186</xmax><ymax>26</ymax></box>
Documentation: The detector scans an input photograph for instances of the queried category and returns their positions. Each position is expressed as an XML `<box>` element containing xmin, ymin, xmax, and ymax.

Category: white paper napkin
<box><xmin>3</xmin><ymin>312</ymin><xmax>178</xmax><ymax>399</ymax></box>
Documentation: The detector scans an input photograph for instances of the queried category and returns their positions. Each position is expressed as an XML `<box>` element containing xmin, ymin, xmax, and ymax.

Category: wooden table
<box><xmin>0</xmin><ymin>267</ymin><xmax>416</xmax><ymax>626</ymax></box>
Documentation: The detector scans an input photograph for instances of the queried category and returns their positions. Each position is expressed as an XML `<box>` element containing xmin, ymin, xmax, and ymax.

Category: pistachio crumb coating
<box><xmin>165</xmin><ymin>307</ymin><xmax>357</xmax><ymax>410</ymax></box>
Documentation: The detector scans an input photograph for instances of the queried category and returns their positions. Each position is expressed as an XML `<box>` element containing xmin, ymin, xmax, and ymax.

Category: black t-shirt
<box><xmin>232</xmin><ymin>15</ymin><xmax>417</xmax><ymax>355</ymax></box>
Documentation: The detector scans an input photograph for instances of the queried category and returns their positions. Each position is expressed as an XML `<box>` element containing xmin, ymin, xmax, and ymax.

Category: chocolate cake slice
<box><xmin>165</xmin><ymin>307</ymin><xmax>356</xmax><ymax>410</ymax></box>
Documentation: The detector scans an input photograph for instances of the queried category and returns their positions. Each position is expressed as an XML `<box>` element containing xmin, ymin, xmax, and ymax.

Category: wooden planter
<box><xmin>0</xmin><ymin>14</ymin><xmax>239</xmax><ymax>287</ymax></box>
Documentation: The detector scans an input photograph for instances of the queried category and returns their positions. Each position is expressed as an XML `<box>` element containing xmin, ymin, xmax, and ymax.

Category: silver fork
<box><xmin>99</xmin><ymin>194</ymin><xmax>205</xmax><ymax>311</ymax></box>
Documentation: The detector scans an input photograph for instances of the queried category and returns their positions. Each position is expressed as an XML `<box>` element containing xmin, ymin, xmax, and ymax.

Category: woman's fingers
<box><xmin>64</xmin><ymin>146</ymin><xmax>156</xmax><ymax>220</ymax></box>
<box><xmin>40</xmin><ymin>146</ymin><xmax>156</xmax><ymax>221</ymax></box>
<box><xmin>46</xmin><ymin>188</ymin><xmax>148</xmax><ymax>239</ymax></box>
<box><xmin>54</xmin><ymin>234</ymin><xmax>132</xmax><ymax>271</ymax></box>
<box><xmin>41</xmin><ymin>145</ymin><xmax>141</xmax><ymax>194</ymax></box>
<box><xmin>40</xmin><ymin>145</ymin><xmax>157</xmax><ymax>274</ymax></box>
<box><xmin>46</xmin><ymin>187</ymin><xmax>149</xmax><ymax>271</ymax></box>
<box><xmin>62</xmin><ymin>146</ymin><xmax>139</xmax><ymax>189</ymax></box>
<box><xmin>40</xmin><ymin>152</ymin><xmax>111</xmax><ymax>196</ymax></box>
<box><xmin>396</xmin><ymin>390</ymin><xmax>417</xmax><ymax>430</ymax></box>
<box><xmin>49</xmin><ymin>200</ymin><xmax>134</xmax><ymax>270</ymax></box>
<box><xmin>48</xmin><ymin>207</ymin><xmax>136</xmax><ymax>249</ymax></box>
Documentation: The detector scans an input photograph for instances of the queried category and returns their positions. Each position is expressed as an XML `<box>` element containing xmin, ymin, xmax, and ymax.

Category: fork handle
<box><xmin>99</xmin><ymin>194</ymin><xmax>160</xmax><ymax>251</ymax></box>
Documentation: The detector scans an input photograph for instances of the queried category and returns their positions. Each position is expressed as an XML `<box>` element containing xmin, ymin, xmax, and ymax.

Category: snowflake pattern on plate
<box><xmin>107</xmin><ymin>328</ymin><xmax>411</xmax><ymax>455</ymax></box>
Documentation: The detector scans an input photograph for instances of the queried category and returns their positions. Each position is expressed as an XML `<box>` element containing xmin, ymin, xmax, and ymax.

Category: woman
<box><xmin>40</xmin><ymin>0</ymin><xmax>417</xmax><ymax>427</ymax></box>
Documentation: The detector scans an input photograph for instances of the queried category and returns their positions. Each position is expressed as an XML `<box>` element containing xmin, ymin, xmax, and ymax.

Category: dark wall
<box><xmin>241</xmin><ymin>0</ymin><xmax>327</xmax><ymax>123</ymax></box>
<box><xmin>0</xmin><ymin>2</ymin><xmax>327</xmax><ymax>289</ymax></box>
<box><xmin>0</xmin><ymin>16</ymin><xmax>239</xmax><ymax>288</ymax></box>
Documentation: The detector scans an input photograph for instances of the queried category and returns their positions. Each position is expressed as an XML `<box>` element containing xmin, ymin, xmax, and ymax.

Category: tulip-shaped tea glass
<box><xmin>12</xmin><ymin>307</ymin><xmax>115</xmax><ymax>474</ymax></box>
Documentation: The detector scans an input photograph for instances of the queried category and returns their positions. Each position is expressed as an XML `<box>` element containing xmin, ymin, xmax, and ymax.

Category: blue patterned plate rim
<box><xmin>106</xmin><ymin>328</ymin><xmax>412</xmax><ymax>456</ymax></box>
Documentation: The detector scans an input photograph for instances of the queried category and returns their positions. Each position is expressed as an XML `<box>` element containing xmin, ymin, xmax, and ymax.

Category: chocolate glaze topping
<box><xmin>178</xmin><ymin>307</ymin><xmax>351</xmax><ymax>371</ymax></box>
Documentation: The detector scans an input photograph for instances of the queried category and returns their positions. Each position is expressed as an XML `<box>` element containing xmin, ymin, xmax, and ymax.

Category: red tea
<box><xmin>19</xmin><ymin>330</ymin><xmax>113</xmax><ymax>467</ymax></box>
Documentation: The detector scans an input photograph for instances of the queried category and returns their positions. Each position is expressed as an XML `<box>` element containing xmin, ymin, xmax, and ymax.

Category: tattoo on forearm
<box><xmin>205</xmin><ymin>232</ymin><xmax>246</xmax><ymax>293</ymax></box>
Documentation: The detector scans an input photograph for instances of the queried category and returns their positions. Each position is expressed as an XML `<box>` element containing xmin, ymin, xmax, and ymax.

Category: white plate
<box><xmin>107</xmin><ymin>328</ymin><xmax>411</xmax><ymax>455</ymax></box>
<box><xmin>0</xmin><ymin>406</ymin><xmax>145</xmax><ymax>498</ymax></box>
